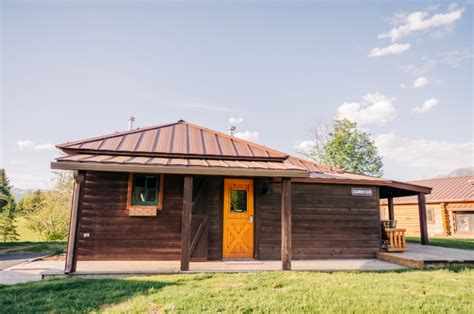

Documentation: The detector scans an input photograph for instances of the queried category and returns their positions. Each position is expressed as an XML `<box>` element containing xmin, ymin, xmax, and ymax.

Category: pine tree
<box><xmin>0</xmin><ymin>200</ymin><xmax>19</xmax><ymax>242</ymax></box>
<box><xmin>0</xmin><ymin>169</ymin><xmax>14</xmax><ymax>212</ymax></box>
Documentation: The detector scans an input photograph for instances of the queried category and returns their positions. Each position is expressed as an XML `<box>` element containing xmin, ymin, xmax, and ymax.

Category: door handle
<box><xmin>249</xmin><ymin>215</ymin><xmax>254</xmax><ymax>223</ymax></box>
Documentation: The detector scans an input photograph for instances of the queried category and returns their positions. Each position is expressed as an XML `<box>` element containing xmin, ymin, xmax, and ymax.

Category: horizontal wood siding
<box><xmin>256</xmin><ymin>182</ymin><xmax>381</xmax><ymax>259</ymax></box>
<box><xmin>77</xmin><ymin>171</ymin><xmax>183</xmax><ymax>261</ymax></box>
<box><xmin>380</xmin><ymin>204</ymin><xmax>444</xmax><ymax>236</ymax></box>
<box><xmin>207</xmin><ymin>177</ymin><xmax>223</xmax><ymax>260</ymax></box>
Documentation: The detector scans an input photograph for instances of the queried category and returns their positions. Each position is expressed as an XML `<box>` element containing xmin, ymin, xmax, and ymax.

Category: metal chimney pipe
<box><xmin>227</xmin><ymin>125</ymin><xmax>236</xmax><ymax>136</ymax></box>
<box><xmin>128</xmin><ymin>116</ymin><xmax>135</xmax><ymax>130</ymax></box>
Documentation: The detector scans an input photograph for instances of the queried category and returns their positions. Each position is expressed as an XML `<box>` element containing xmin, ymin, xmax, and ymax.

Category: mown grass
<box><xmin>407</xmin><ymin>236</ymin><xmax>474</xmax><ymax>250</ymax></box>
<box><xmin>1</xmin><ymin>267</ymin><xmax>473</xmax><ymax>313</ymax></box>
<box><xmin>0</xmin><ymin>241</ymin><xmax>66</xmax><ymax>254</ymax></box>
<box><xmin>15</xmin><ymin>216</ymin><xmax>41</xmax><ymax>242</ymax></box>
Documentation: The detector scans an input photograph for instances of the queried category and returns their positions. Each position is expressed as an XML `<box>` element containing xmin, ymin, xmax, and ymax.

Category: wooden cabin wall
<box><xmin>206</xmin><ymin>177</ymin><xmax>224</xmax><ymax>260</ymax></box>
<box><xmin>77</xmin><ymin>171</ymin><xmax>184</xmax><ymax>261</ymax></box>
<box><xmin>256</xmin><ymin>182</ymin><xmax>382</xmax><ymax>259</ymax></box>
<box><xmin>380</xmin><ymin>204</ymin><xmax>445</xmax><ymax>236</ymax></box>
<box><xmin>77</xmin><ymin>171</ymin><xmax>223</xmax><ymax>261</ymax></box>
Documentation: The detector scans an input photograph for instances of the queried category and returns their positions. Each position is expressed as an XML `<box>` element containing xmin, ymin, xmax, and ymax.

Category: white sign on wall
<box><xmin>351</xmin><ymin>187</ymin><xmax>373</xmax><ymax>197</ymax></box>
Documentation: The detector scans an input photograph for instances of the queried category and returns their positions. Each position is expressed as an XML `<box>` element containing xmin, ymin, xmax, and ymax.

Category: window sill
<box><xmin>128</xmin><ymin>206</ymin><xmax>158</xmax><ymax>217</ymax></box>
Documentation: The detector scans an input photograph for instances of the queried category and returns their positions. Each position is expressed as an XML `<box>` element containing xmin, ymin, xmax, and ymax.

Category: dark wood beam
<box><xmin>180</xmin><ymin>176</ymin><xmax>193</xmax><ymax>271</ymax></box>
<box><xmin>417</xmin><ymin>193</ymin><xmax>429</xmax><ymax>245</ymax></box>
<box><xmin>65</xmin><ymin>170</ymin><xmax>85</xmax><ymax>274</ymax></box>
<box><xmin>281</xmin><ymin>177</ymin><xmax>292</xmax><ymax>270</ymax></box>
<box><xmin>388</xmin><ymin>197</ymin><xmax>394</xmax><ymax>221</ymax></box>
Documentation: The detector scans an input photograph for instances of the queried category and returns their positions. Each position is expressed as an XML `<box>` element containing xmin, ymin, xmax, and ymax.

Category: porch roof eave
<box><xmin>50</xmin><ymin>161</ymin><xmax>310</xmax><ymax>178</ymax></box>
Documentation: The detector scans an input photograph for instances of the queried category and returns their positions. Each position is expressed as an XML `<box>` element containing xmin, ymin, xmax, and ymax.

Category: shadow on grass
<box><xmin>0</xmin><ymin>277</ymin><xmax>175</xmax><ymax>313</ymax></box>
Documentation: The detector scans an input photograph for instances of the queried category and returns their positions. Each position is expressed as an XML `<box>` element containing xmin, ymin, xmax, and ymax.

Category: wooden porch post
<box><xmin>417</xmin><ymin>193</ymin><xmax>429</xmax><ymax>245</ymax></box>
<box><xmin>65</xmin><ymin>170</ymin><xmax>85</xmax><ymax>274</ymax></box>
<box><xmin>388</xmin><ymin>197</ymin><xmax>394</xmax><ymax>221</ymax></box>
<box><xmin>281</xmin><ymin>177</ymin><xmax>292</xmax><ymax>270</ymax></box>
<box><xmin>180</xmin><ymin>176</ymin><xmax>193</xmax><ymax>271</ymax></box>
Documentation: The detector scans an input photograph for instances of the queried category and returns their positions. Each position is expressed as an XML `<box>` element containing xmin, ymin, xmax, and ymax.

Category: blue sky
<box><xmin>1</xmin><ymin>1</ymin><xmax>473</xmax><ymax>189</ymax></box>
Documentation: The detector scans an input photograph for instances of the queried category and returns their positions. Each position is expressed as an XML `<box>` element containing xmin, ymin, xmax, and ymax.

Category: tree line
<box><xmin>0</xmin><ymin>169</ymin><xmax>73</xmax><ymax>242</ymax></box>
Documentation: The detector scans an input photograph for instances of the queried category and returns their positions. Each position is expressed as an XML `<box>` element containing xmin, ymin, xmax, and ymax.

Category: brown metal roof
<box><xmin>385</xmin><ymin>176</ymin><xmax>474</xmax><ymax>203</ymax></box>
<box><xmin>52</xmin><ymin>154</ymin><xmax>309</xmax><ymax>177</ymax></box>
<box><xmin>58</xmin><ymin>120</ymin><xmax>288</xmax><ymax>161</ymax></box>
<box><xmin>53</xmin><ymin>120</ymin><xmax>431</xmax><ymax>195</ymax></box>
<box><xmin>56</xmin><ymin>154</ymin><xmax>306</xmax><ymax>171</ymax></box>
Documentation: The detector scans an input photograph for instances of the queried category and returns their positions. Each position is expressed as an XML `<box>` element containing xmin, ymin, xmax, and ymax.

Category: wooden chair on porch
<box><xmin>381</xmin><ymin>220</ymin><xmax>407</xmax><ymax>252</ymax></box>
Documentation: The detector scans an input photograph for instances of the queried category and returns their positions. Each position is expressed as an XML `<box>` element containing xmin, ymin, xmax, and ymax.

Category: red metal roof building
<box><xmin>381</xmin><ymin>176</ymin><xmax>474</xmax><ymax>237</ymax></box>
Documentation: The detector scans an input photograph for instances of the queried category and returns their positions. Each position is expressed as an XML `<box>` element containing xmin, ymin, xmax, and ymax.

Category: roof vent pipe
<box><xmin>128</xmin><ymin>116</ymin><xmax>135</xmax><ymax>130</ymax></box>
<box><xmin>227</xmin><ymin>125</ymin><xmax>236</xmax><ymax>136</ymax></box>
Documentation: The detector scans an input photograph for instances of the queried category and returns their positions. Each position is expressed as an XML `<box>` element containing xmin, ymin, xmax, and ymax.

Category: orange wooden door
<box><xmin>223</xmin><ymin>179</ymin><xmax>254</xmax><ymax>259</ymax></box>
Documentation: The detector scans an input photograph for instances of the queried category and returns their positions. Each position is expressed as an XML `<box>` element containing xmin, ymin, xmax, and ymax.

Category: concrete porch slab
<box><xmin>377</xmin><ymin>243</ymin><xmax>474</xmax><ymax>269</ymax></box>
<box><xmin>3</xmin><ymin>258</ymin><xmax>406</xmax><ymax>282</ymax></box>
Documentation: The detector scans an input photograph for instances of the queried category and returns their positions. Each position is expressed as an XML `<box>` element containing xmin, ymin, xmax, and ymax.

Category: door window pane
<box><xmin>230</xmin><ymin>189</ymin><xmax>247</xmax><ymax>212</ymax></box>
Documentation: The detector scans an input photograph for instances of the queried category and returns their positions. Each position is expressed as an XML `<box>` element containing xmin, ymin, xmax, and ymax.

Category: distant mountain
<box><xmin>11</xmin><ymin>187</ymin><xmax>34</xmax><ymax>201</ymax></box>
<box><xmin>447</xmin><ymin>167</ymin><xmax>474</xmax><ymax>177</ymax></box>
<box><xmin>434</xmin><ymin>167</ymin><xmax>474</xmax><ymax>179</ymax></box>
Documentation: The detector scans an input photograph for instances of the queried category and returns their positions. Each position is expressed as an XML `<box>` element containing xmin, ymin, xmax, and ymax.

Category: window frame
<box><xmin>426</xmin><ymin>207</ymin><xmax>435</xmax><ymax>224</ymax></box>
<box><xmin>127</xmin><ymin>173</ymin><xmax>164</xmax><ymax>212</ymax></box>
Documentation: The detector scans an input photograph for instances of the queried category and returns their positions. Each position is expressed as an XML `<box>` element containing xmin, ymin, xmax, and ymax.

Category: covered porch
<box><xmin>379</xmin><ymin>183</ymin><xmax>433</xmax><ymax>251</ymax></box>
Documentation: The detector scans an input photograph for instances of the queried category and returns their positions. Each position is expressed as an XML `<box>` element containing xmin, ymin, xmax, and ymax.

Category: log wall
<box><xmin>380</xmin><ymin>203</ymin><xmax>445</xmax><ymax>236</ymax></box>
<box><xmin>76</xmin><ymin>172</ymin><xmax>381</xmax><ymax>261</ymax></box>
<box><xmin>256</xmin><ymin>182</ymin><xmax>381</xmax><ymax>259</ymax></box>
<box><xmin>78</xmin><ymin>171</ymin><xmax>184</xmax><ymax>260</ymax></box>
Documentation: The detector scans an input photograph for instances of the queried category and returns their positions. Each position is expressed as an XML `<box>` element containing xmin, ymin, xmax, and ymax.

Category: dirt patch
<box><xmin>40</xmin><ymin>253</ymin><xmax>66</xmax><ymax>261</ymax></box>
<box><xmin>101</xmin><ymin>300</ymin><xmax>133</xmax><ymax>312</ymax></box>
<box><xmin>147</xmin><ymin>304</ymin><xmax>162</xmax><ymax>314</ymax></box>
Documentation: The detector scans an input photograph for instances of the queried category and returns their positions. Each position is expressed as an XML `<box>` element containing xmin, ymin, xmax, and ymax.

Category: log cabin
<box><xmin>381</xmin><ymin>176</ymin><xmax>474</xmax><ymax>237</ymax></box>
<box><xmin>51</xmin><ymin>120</ymin><xmax>432</xmax><ymax>273</ymax></box>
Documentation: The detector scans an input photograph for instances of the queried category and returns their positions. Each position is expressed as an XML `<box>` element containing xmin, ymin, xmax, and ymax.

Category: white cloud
<box><xmin>369</xmin><ymin>43</ymin><xmax>410</xmax><ymax>57</ymax></box>
<box><xmin>378</xmin><ymin>7</ymin><xmax>464</xmax><ymax>42</ymax></box>
<box><xmin>234</xmin><ymin>131</ymin><xmax>259</xmax><ymax>143</ymax></box>
<box><xmin>412</xmin><ymin>98</ymin><xmax>438</xmax><ymax>113</ymax></box>
<box><xmin>295</xmin><ymin>140</ymin><xmax>315</xmax><ymax>153</ymax></box>
<box><xmin>34</xmin><ymin>144</ymin><xmax>56</xmax><ymax>151</ymax></box>
<box><xmin>437</xmin><ymin>50</ymin><xmax>474</xmax><ymax>68</ymax></box>
<box><xmin>400</xmin><ymin>50</ymin><xmax>472</xmax><ymax>76</ymax></box>
<box><xmin>336</xmin><ymin>92</ymin><xmax>396</xmax><ymax>126</ymax></box>
<box><xmin>229</xmin><ymin>117</ymin><xmax>243</xmax><ymax>125</ymax></box>
<box><xmin>375</xmin><ymin>132</ymin><xmax>473</xmax><ymax>170</ymax></box>
<box><xmin>17</xmin><ymin>140</ymin><xmax>34</xmax><ymax>150</ymax></box>
<box><xmin>413</xmin><ymin>76</ymin><xmax>428</xmax><ymax>88</ymax></box>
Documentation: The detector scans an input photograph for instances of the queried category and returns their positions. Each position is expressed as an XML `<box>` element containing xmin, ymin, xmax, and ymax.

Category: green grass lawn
<box><xmin>407</xmin><ymin>236</ymin><xmax>474</xmax><ymax>250</ymax></box>
<box><xmin>15</xmin><ymin>216</ymin><xmax>41</xmax><ymax>242</ymax></box>
<box><xmin>0</xmin><ymin>268</ymin><xmax>473</xmax><ymax>313</ymax></box>
<box><xmin>0</xmin><ymin>241</ymin><xmax>66</xmax><ymax>254</ymax></box>
<box><xmin>0</xmin><ymin>215</ymin><xmax>66</xmax><ymax>254</ymax></box>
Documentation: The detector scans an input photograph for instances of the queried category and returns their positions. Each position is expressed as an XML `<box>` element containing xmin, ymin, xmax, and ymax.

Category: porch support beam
<box><xmin>180</xmin><ymin>176</ymin><xmax>193</xmax><ymax>271</ymax></box>
<box><xmin>281</xmin><ymin>177</ymin><xmax>292</xmax><ymax>270</ymax></box>
<box><xmin>417</xmin><ymin>193</ymin><xmax>429</xmax><ymax>245</ymax></box>
<box><xmin>387</xmin><ymin>197</ymin><xmax>394</xmax><ymax>221</ymax></box>
<box><xmin>65</xmin><ymin>170</ymin><xmax>85</xmax><ymax>274</ymax></box>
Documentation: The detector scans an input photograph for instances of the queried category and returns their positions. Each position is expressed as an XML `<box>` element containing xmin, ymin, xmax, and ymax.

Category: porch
<box><xmin>2</xmin><ymin>259</ymin><xmax>405</xmax><ymax>283</ymax></box>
